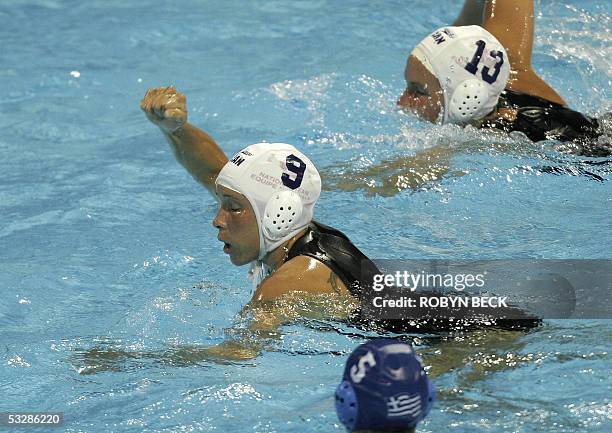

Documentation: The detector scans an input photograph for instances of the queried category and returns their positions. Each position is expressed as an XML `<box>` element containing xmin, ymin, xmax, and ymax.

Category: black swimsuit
<box><xmin>287</xmin><ymin>222</ymin><xmax>540</xmax><ymax>332</ymax></box>
<box><xmin>482</xmin><ymin>89</ymin><xmax>609</xmax><ymax>156</ymax></box>
<box><xmin>286</xmin><ymin>221</ymin><xmax>379</xmax><ymax>299</ymax></box>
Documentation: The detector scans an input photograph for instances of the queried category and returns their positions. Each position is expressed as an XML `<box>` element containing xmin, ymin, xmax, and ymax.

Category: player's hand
<box><xmin>140</xmin><ymin>86</ymin><xmax>187</xmax><ymax>133</ymax></box>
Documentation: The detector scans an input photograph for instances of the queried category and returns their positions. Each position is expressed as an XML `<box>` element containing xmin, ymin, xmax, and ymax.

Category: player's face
<box><xmin>397</xmin><ymin>54</ymin><xmax>444</xmax><ymax>123</ymax></box>
<box><xmin>213</xmin><ymin>185</ymin><xmax>260</xmax><ymax>266</ymax></box>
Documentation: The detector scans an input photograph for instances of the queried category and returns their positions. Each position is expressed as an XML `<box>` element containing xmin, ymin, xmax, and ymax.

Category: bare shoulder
<box><xmin>252</xmin><ymin>256</ymin><xmax>351</xmax><ymax>302</ymax></box>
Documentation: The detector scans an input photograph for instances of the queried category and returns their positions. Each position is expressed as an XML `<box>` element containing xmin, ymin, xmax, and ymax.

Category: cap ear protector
<box><xmin>335</xmin><ymin>340</ymin><xmax>436</xmax><ymax>432</ymax></box>
<box><xmin>424</xmin><ymin>376</ymin><xmax>436</xmax><ymax>418</ymax></box>
<box><xmin>335</xmin><ymin>380</ymin><xmax>359</xmax><ymax>431</ymax></box>
<box><xmin>410</xmin><ymin>25</ymin><xmax>510</xmax><ymax>125</ymax></box>
<box><xmin>215</xmin><ymin>142</ymin><xmax>321</xmax><ymax>262</ymax></box>
<box><xmin>262</xmin><ymin>190</ymin><xmax>304</xmax><ymax>240</ymax></box>
<box><xmin>448</xmin><ymin>78</ymin><xmax>489</xmax><ymax>122</ymax></box>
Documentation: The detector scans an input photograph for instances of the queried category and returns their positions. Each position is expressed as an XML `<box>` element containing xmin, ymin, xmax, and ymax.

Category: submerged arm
<box><xmin>76</xmin><ymin>288</ymin><xmax>356</xmax><ymax>372</ymax></box>
<box><xmin>323</xmin><ymin>143</ymin><xmax>455</xmax><ymax>196</ymax></box>
<box><xmin>75</xmin><ymin>302</ymin><xmax>287</xmax><ymax>373</ymax></box>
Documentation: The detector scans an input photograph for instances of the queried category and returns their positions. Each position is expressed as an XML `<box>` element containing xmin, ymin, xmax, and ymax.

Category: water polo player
<box><xmin>335</xmin><ymin>339</ymin><xmax>435</xmax><ymax>433</ymax></box>
<box><xmin>398</xmin><ymin>0</ymin><xmax>607</xmax><ymax>156</ymax></box>
<box><xmin>140</xmin><ymin>87</ymin><xmax>541</xmax><ymax>339</ymax></box>
<box><xmin>140</xmin><ymin>86</ymin><xmax>378</xmax><ymax>306</ymax></box>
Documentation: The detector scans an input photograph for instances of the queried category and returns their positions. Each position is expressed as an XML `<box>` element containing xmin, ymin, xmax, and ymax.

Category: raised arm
<box><xmin>482</xmin><ymin>0</ymin><xmax>566</xmax><ymax>105</ymax></box>
<box><xmin>140</xmin><ymin>86</ymin><xmax>228</xmax><ymax>195</ymax></box>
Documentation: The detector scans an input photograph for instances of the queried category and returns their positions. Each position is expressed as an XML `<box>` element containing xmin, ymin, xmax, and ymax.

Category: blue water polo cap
<box><xmin>335</xmin><ymin>339</ymin><xmax>435</xmax><ymax>432</ymax></box>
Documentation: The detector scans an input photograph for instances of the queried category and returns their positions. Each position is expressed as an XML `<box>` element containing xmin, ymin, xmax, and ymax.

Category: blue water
<box><xmin>1</xmin><ymin>0</ymin><xmax>611</xmax><ymax>432</ymax></box>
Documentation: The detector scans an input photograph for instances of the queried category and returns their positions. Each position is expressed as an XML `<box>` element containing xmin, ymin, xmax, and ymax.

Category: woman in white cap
<box><xmin>140</xmin><ymin>86</ymin><xmax>379</xmax><ymax>325</ymax></box>
<box><xmin>398</xmin><ymin>0</ymin><xmax>604</xmax><ymax>154</ymax></box>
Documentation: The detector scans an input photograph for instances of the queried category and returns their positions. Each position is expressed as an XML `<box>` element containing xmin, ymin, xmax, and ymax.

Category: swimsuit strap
<box><xmin>287</xmin><ymin>221</ymin><xmax>379</xmax><ymax>298</ymax></box>
<box><xmin>498</xmin><ymin>89</ymin><xmax>561</xmax><ymax>110</ymax></box>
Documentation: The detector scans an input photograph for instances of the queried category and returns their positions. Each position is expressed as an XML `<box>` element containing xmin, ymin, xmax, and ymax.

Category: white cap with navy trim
<box><xmin>215</xmin><ymin>142</ymin><xmax>321</xmax><ymax>261</ymax></box>
<box><xmin>411</xmin><ymin>25</ymin><xmax>510</xmax><ymax>124</ymax></box>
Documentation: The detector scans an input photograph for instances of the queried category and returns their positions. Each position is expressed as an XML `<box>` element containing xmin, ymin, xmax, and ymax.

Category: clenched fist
<box><xmin>140</xmin><ymin>86</ymin><xmax>187</xmax><ymax>133</ymax></box>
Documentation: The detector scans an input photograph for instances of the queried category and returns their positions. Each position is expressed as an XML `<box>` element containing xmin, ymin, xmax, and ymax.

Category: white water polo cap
<box><xmin>215</xmin><ymin>143</ymin><xmax>321</xmax><ymax>260</ymax></box>
<box><xmin>411</xmin><ymin>25</ymin><xmax>510</xmax><ymax>124</ymax></box>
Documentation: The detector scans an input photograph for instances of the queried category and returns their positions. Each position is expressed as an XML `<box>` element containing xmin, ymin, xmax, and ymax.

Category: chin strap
<box><xmin>248</xmin><ymin>237</ymin><xmax>298</xmax><ymax>289</ymax></box>
<box><xmin>247</xmin><ymin>260</ymin><xmax>272</xmax><ymax>289</ymax></box>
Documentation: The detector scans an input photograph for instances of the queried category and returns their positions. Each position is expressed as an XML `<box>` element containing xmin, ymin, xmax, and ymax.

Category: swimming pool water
<box><xmin>1</xmin><ymin>0</ymin><xmax>611</xmax><ymax>432</ymax></box>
